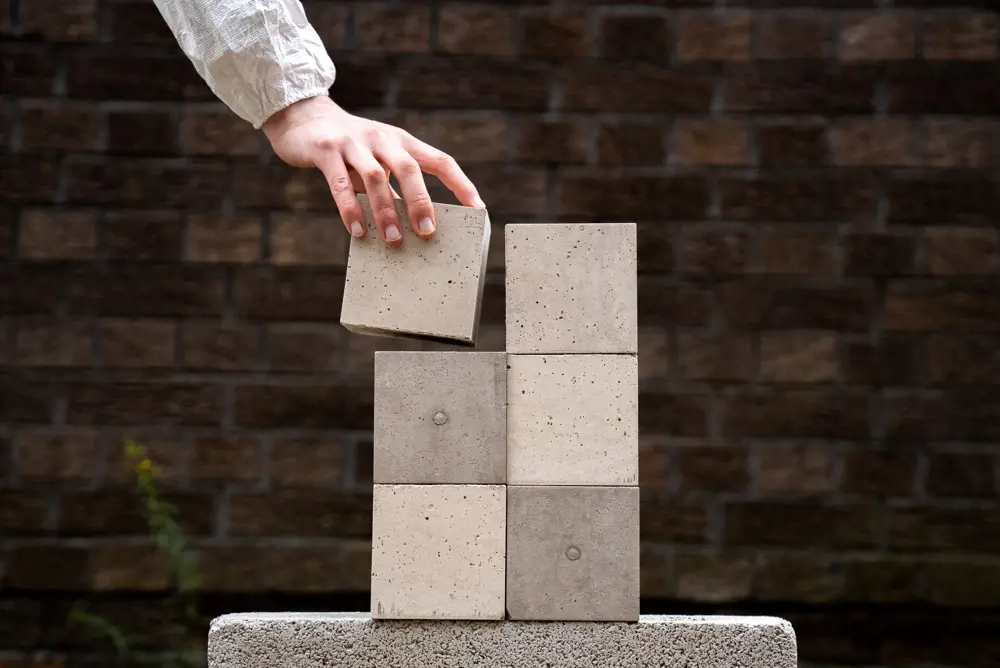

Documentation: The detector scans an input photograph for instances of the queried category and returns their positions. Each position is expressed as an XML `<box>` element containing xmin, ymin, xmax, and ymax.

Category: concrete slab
<box><xmin>370</xmin><ymin>484</ymin><xmax>505</xmax><ymax>620</ymax></box>
<box><xmin>374</xmin><ymin>351</ymin><xmax>506</xmax><ymax>484</ymax></box>
<box><xmin>341</xmin><ymin>195</ymin><xmax>490</xmax><ymax>346</ymax></box>
<box><xmin>507</xmin><ymin>354</ymin><xmax>638</xmax><ymax>486</ymax></box>
<box><xmin>505</xmin><ymin>223</ymin><xmax>637</xmax><ymax>354</ymax></box>
<box><xmin>506</xmin><ymin>485</ymin><xmax>639</xmax><ymax>621</ymax></box>
<box><xmin>209</xmin><ymin>613</ymin><xmax>798</xmax><ymax>668</ymax></box>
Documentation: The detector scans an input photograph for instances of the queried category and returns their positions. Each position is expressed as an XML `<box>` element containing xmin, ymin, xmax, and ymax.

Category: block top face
<box><xmin>370</xmin><ymin>484</ymin><xmax>506</xmax><ymax>621</ymax></box>
<box><xmin>505</xmin><ymin>223</ymin><xmax>637</xmax><ymax>354</ymax></box>
<box><xmin>506</xmin><ymin>485</ymin><xmax>640</xmax><ymax>622</ymax></box>
<box><xmin>374</xmin><ymin>351</ymin><xmax>506</xmax><ymax>484</ymax></box>
<box><xmin>507</xmin><ymin>354</ymin><xmax>638</xmax><ymax>486</ymax></box>
<box><xmin>341</xmin><ymin>195</ymin><xmax>490</xmax><ymax>346</ymax></box>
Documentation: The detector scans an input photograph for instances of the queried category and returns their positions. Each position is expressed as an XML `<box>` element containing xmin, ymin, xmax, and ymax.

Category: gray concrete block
<box><xmin>506</xmin><ymin>223</ymin><xmax>637</xmax><ymax>354</ymax></box>
<box><xmin>506</xmin><ymin>485</ymin><xmax>639</xmax><ymax>622</ymax></box>
<box><xmin>507</xmin><ymin>354</ymin><xmax>638</xmax><ymax>486</ymax></box>
<box><xmin>209</xmin><ymin>613</ymin><xmax>798</xmax><ymax>668</ymax></box>
<box><xmin>374</xmin><ymin>351</ymin><xmax>505</xmax><ymax>484</ymax></box>
<box><xmin>371</xmin><ymin>484</ymin><xmax>505</xmax><ymax>620</ymax></box>
<box><xmin>341</xmin><ymin>195</ymin><xmax>490</xmax><ymax>346</ymax></box>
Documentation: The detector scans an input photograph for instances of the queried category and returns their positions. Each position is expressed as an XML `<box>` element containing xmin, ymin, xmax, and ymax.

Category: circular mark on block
<box><xmin>565</xmin><ymin>546</ymin><xmax>581</xmax><ymax>561</ymax></box>
<box><xmin>432</xmin><ymin>410</ymin><xmax>448</xmax><ymax>426</ymax></box>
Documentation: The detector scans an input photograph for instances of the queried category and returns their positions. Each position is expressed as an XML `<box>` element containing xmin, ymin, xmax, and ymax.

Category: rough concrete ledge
<box><xmin>208</xmin><ymin>612</ymin><xmax>797</xmax><ymax>668</ymax></box>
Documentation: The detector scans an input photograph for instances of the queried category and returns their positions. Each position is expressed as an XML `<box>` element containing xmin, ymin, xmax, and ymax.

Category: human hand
<box><xmin>262</xmin><ymin>95</ymin><xmax>485</xmax><ymax>246</ymax></box>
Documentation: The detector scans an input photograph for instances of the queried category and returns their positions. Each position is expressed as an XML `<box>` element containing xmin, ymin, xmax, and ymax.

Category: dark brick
<box><xmin>885</xmin><ymin>392</ymin><xmax>1000</xmax><ymax>444</ymax></box>
<box><xmin>183</xmin><ymin>108</ymin><xmax>261</xmax><ymax>156</ymax></box>
<box><xmin>270</xmin><ymin>437</ymin><xmax>348</xmax><ymax>488</ymax></box>
<box><xmin>888</xmin><ymin>62</ymin><xmax>1000</xmax><ymax>114</ymax></box>
<box><xmin>565</xmin><ymin>63</ymin><xmax>713</xmax><ymax>112</ymax></box>
<box><xmin>757</xmin><ymin>122</ymin><xmax>830</xmax><ymax>167</ymax></box>
<box><xmin>21</xmin><ymin>0</ymin><xmax>97</xmax><ymax>41</ymax></box>
<box><xmin>639</xmin><ymin>279</ymin><xmax>712</xmax><ymax>327</ymax></box>
<box><xmin>641</xmin><ymin>495</ymin><xmax>710</xmax><ymax>544</ymax></box>
<box><xmin>0</xmin><ymin>378</ymin><xmax>55</xmax><ymax>423</ymax></box>
<box><xmin>437</xmin><ymin>5</ymin><xmax>514</xmax><ymax>56</ymax></box>
<box><xmin>598</xmin><ymin>122</ymin><xmax>665</xmax><ymax>166</ymax></box>
<box><xmin>260</xmin><ymin>546</ymin><xmax>350</xmax><ymax>593</ymax></box>
<box><xmin>754</xmin><ymin>552</ymin><xmax>839</xmax><ymax>602</ymax></box>
<box><xmin>923</xmin><ymin>119</ymin><xmax>999</xmax><ymax>169</ymax></box>
<box><xmin>187</xmin><ymin>215</ymin><xmax>262</xmax><ymax>264</ymax></box>
<box><xmin>639</xmin><ymin>392</ymin><xmax>709</xmax><ymax>437</ymax></box>
<box><xmin>67</xmin><ymin>53</ymin><xmax>212</xmax><ymax>101</ymax></box>
<box><xmin>724</xmin><ymin>390</ymin><xmax>870</xmax><ymax>439</ymax></box>
<box><xmin>758</xmin><ymin>229</ymin><xmax>837</xmax><ymax>275</ymax></box>
<box><xmin>676</xmin><ymin>447</ymin><xmax>749</xmax><ymax>493</ymax></box>
<box><xmin>354</xmin><ymin>440</ymin><xmax>373</xmax><ymax>486</ymax></box>
<box><xmin>356</xmin><ymin>4</ymin><xmax>430</xmax><ymax>53</ymax></box>
<box><xmin>636</xmin><ymin>223</ymin><xmax>674</xmax><ymax>275</ymax></box>
<box><xmin>675</xmin><ymin>551</ymin><xmax>754</xmax><ymax>602</ymax></box>
<box><xmin>839</xmin><ymin>11</ymin><xmax>916</xmax><ymax>61</ymax></box>
<box><xmin>58</xmin><ymin>490</ymin><xmax>215</xmax><ymax>536</ymax></box>
<box><xmin>98</xmin><ymin>319</ymin><xmax>176</xmax><ymax>368</ymax></box>
<box><xmin>429</xmin><ymin>112</ymin><xmax>508</xmax><ymax>164</ymax></box>
<box><xmin>842</xmin><ymin>558</ymin><xmax>921</xmax><ymax>603</ymax></box>
<box><xmin>233</xmin><ymin>384</ymin><xmax>372</xmax><ymax>430</ymax></box>
<box><xmin>228</xmin><ymin>490</ymin><xmax>372</xmax><ymax>537</ymax></box>
<box><xmin>103</xmin><ymin>211</ymin><xmax>184</xmax><ymax>261</ymax></box>
<box><xmin>231</xmin><ymin>164</ymin><xmax>332</xmax><ymax>211</ymax></box>
<box><xmin>885</xmin><ymin>284</ymin><xmax>1000</xmax><ymax>332</ymax></box>
<box><xmin>91</xmin><ymin>543</ymin><xmax>171</xmax><ymax>591</ymax></box>
<box><xmin>190</xmin><ymin>435</ymin><xmax>261</xmax><ymax>484</ymax></box>
<box><xmin>68</xmin><ymin>265</ymin><xmax>225</xmax><ymax>317</ymax></box>
<box><xmin>842</xmin><ymin>335</ymin><xmax>923</xmax><ymax>386</ymax></box>
<box><xmin>0</xmin><ymin>156</ymin><xmax>58</xmax><ymax>204</ymax></box>
<box><xmin>678</xmin><ymin>225</ymin><xmax>748</xmax><ymax>274</ymax></box>
<box><xmin>519</xmin><ymin>118</ymin><xmax>588</xmax><ymax>164</ymax></box>
<box><xmin>19</xmin><ymin>210</ymin><xmax>97</xmax><ymax>261</ymax></box>
<box><xmin>721</xmin><ymin>280</ymin><xmax>876</xmax><ymax>330</ymax></box>
<box><xmin>725</xmin><ymin>502</ymin><xmax>879</xmax><ymax>548</ymax></box>
<box><xmin>440</xmin><ymin>166</ymin><xmax>547</xmax><ymax>216</ymax></box>
<box><xmin>66</xmin><ymin>158</ymin><xmax>226</xmax><ymax>209</ymax></box>
<box><xmin>326</xmin><ymin>54</ymin><xmax>388</xmax><ymax>108</ymax></box>
<box><xmin>0</xmin><ymin>490</ymin><xmax>49</xmax><ymax>535</ymax></box>
<box><xmin>925</xmin><ymin>562</ymin><xmax>1000</xmax><ymax>607</ymax></box>
<box><xmin>398</xmin><ymin>58</ymin><xmax>549</xmax><ymax>110</ymax></box>
<box><xmin>843</xmin><ymin>233</ymin><xmax>917</xmax><ymax>276</ymax></box>
<box><xmin>673</xmin><ymin>119</ymin><xmax>749</xmax><ymax>166</ymax></box>
<box><xmin>925</xmin><ymin>227</ymin><xmax>999</xmax><ymax>275</ymax></box>
<box><xmin>0</xmin><ymin>266</ymin><xmax>63</xmax><ymax>315</ymax></box>
<box><xmin>307</xmin><ymin>3</ymin><xmax>349</xmax><ymax>51</ymax></box>
<box><xmin>600</xmin><ymin>14</ymin><xmax>670</xmax><ymax>63</ymax></box>
<box><xmin>267</xmin><ymin>325</ymin><xmax>345</xmax><ymax>372</ymax></box>
<box><xmin>926</xmin><ymin>453</ymin><xmax>997</xmax><ymax>498</ymax></box>
<box><xmin>20</xmin><ymin>102</ymin><xmax>99</xmax><ymax>151</ymax></box>
<box><xmin>181</xmin><ymin>321</ymin><xmax>261</xmax><ymax>370</ymax></box>
<box><xmin>15</xmin><ymin>430</ymin><xmax>99</xmax><ymax>482</ymax></box>
<box><xmin>0</xmin><ymin>47</ymin><xmax>58</xmax><ymax>95</ymax></box>
<box><xmin>233</xmin><ymin>268</ymin><xmax>344</xmax><ymax>321</ymax></box>
<box><xmin>720</xmin><ymin>176</ymin><xmax>876</xmax><ymax>222</ymax></box>
<box><xmin>887</xmin><ymin>175</ymin><xmax>997</xmax><ymax>225</ymax></box>
<box><xmin>757</xmin><ymin>11</ymin><xmax>831</xmax><ymax>59</ymax></box>
<box><xmin>107</xmin><ymin>0</ymin><xmax>176</xmax><ymax>43</ymax></box>
<box><xmin>757</xmin><ymin>443</ymin><xmax>837</xmax><ymax>496</ymax></box>
<box><xmin>676</xmin><ymin>332</ymin><xmax>754</xmax><ymax>381</ymax></box>
<box><xmin>559</xmin><ymin>174</ymin><xmax>708</xmax><ymax>221</ymax></box>
<box><xmin>922</xmin><ymin>11</ymin><xmax>998</xmax><ymax>61</ymax></box>
<box><xmin>14</xmin><ymin>319</ymin><xmax>92</xmax><ymax>367</ymax></box>
<box><xmin>521</xmin><ymin>10</ymin><xmax>589</xmax><ymax>58</ymax></box>
<box><xmin>106</xmin><ymin>110</ymin><xmax>179</xmax><ymax>155</ymax></box>
<box><xmin>6</xmin><ymin>546</ymin><xmax>91</xmax><ymax>590</ymax></box>
<box><xmin>64</xmin><ymin>382</ymin><xmax>223</xmax><ymax>426</ymax></box>
<box><xmin>928</xmin><ymin>334</ymin><xmax>1000</xmax><ymax>385</ymax></box>
<box><xmin>678</xmin><ymin>11</ymin><xmax>752</xmax><ymax>61</ymax></box>
<box><xmin>270</xmin><ymin>213</ymin><xmax>350</xmax><ymax>266</ymax></box>
<box><xmin>832</xmin><ymin>119</ymin><xmax>915</xmax><ymax>166</ymax></box>
<box><xmin>760</xmin><ymin>331</ymin><xmax>838</xmax><ymax>383</ymax></box>
<box><xmin>725</xmin><ymin>63</ymin><xmax>877</xmax><ymax>113</ymax></box>
<box><xmin>888</xmin><ymin>506</ymin><xmax>1000</xmax><ymax>553</ymax></box>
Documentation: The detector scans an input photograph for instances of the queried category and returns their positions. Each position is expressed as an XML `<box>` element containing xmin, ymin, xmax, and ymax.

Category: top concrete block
<box><xmin>505</xmin><ymin>223</ymin><xmax>637</xmax><ymax>354</ymax></box>
<box><xmin>341</xmin><ymin>195</ymin><xmax>490</xmax><ymax>346</ymax></box>
<box><xmin>209</xmin><ymin>613</ymin><xmax>798</xmax><ymax>668</ymax></box>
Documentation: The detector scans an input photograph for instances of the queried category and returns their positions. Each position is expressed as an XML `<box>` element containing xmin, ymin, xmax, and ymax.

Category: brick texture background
<box><xmin>2</xmin><ymin>0</ymin><xmax>999</xmax><ymax>666</ymax></box>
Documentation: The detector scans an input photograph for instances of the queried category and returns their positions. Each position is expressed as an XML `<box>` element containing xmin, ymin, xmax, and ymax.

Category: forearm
<box><xmin>151</xmin><ymin>0</ymin><xmax>336</xmax><ymax>129</ymax></box>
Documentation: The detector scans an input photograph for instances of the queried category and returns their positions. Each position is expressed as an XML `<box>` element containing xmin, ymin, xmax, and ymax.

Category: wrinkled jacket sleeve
<box><xmin>152</xmin><ymin>0</ymin><xmax>336</xmax><ymax>129</ymax></box>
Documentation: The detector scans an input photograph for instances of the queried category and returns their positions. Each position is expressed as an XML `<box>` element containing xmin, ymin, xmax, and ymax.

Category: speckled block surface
<box><xmin>341</xmin><ymin>195</ymin><xmax>490</xmax><ymax>346</ymax></box>
<box><xmin>370</xmin><ymin>484</ymin><xmax>506</xmax><ymax>620</ymax></box>
<box><xmin>208</xmin><ymin>613</ymin><xmax>798</xmax><ymax>668</ymax></box>
<box><xmin>505</xmin><ymin>223</ymin><xmax>637</xmax><ymax>354</ymax></box>
<box><xmin>507</xmin><ymin>486</ymin><xmax>639</xmax><ymax>621</ymax></box>
<box><xmin>374</xmin><ymin>351</ymin><xmax>506</xmax><ymax>484</ymax></box>
<box><xmin>506</xmin><ymin>354</ymin><xmax>638</xmax><ymax>486</ymax></box>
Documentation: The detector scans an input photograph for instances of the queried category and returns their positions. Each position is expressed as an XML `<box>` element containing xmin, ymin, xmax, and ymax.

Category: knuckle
<box><xmin>327</xmin><ymin>175</ymin><xmax>353</xmax><ymax>195</ymax></box>
<box><xmin>394</xmin><ymin>156</ymin><xmax>421</xmax><ymax>178</ymax></box>
<box><xmin>312</xmin><ymin>136</ymin><xmax>339</xmax><ymax>153</ymax></box>
<box><xmin>361</xmin><ymin>167</ymin><xmax>387</xmax><ymax>184</ymax></box>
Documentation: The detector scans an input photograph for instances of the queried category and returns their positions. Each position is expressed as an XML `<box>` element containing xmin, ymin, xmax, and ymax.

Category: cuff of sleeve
<box><xmin>255</xmin><ymin>86</ymin><xmax>334</xmax><ymax>131</ymax></box>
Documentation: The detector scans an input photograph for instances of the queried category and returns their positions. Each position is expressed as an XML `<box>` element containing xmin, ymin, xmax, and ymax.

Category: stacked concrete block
<box><xmin>369</xmin><ymin>351</ymin><xmax>507</xmax><ymax>620</ymax></box>
<box><xmin>504</xmin><ymin>223</ymin><xmax>640</xmax><ymax>622</ymax></box>
<box><xmin>340</xmin><ymin>195</ymin><xmax>490</xmax><ymax>346</ymax></box>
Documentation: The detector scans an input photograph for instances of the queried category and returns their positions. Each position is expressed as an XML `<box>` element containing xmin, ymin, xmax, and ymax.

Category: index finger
<box><xmin>402</xmin><ymin>136</ymin><xmax>486</xmax><ymax>210</ymax></box>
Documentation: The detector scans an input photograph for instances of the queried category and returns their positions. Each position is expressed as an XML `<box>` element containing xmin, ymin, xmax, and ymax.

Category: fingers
<box><xmin>341</xmin><ymin>140</ymin><xmax>403</xmax><ymax>246</ymax></box>
<box><xmin>314</xmin><ymin>149</ymin><xmax>366</xmax><ymax>239</ymax></box>
<box><xmin>376</xmin><ymin>144</ymin><xmax>437</xmax><ymax>239</ymax></box>
<box><xmin>404</xmin><ymin>135</ymin><xmax>485</xmax><ymax>210</ymax></box>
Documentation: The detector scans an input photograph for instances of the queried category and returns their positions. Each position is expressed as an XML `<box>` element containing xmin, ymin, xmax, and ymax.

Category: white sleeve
<box><xmin>151</xmin><ymin>0</ymin><xmax>337</xmax><ymax>129</ymax></box>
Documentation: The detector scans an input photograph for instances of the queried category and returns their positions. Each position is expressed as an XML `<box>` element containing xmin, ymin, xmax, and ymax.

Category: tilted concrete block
<box><xmin>370</xmin><ymin>484</ymin><xmax>505</xmax><ymax>620</ymax></box>
<box><xmin>374</xmin><ymin>351</ymin><xmax>505</xmax><ymax>484</ymax></box>
<box><xmin>341</xmin><ymin>195</ymin><xmax>490</xmax><ymax>346</ymax></box>
<box><xmin>210</xmin><ymin>613</ymin><xmax>798</xmax><ymax>668</ymax></box>
<box><xmin>507</xmin><ymin>354</ymin><xmax>638</xmax><ymax>486</ymax></box>
<box><xmin>506</xmin><ymin>485</ymin><xmax>640</xmax><ymax>622</ymax></box>
<box><xmin>505</xmin><ymin>223</ymin><xmax>637</xmax><ymax>354</ymax></box>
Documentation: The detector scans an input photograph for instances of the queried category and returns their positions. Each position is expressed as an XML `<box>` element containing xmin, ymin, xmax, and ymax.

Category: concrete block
<box><xmin>341</xmin><ymin>195</ymin><xmax>490</xmax><ymax>346</ymax></box>
<box><xmin>506</xmin><ymin>485</ymin><xmax>639</xmax><ymax>621</ymax></box>
<box><xmin>374</xmin><ymin>351</ymin><xmax>505</xmax><ymax>484</ymax></box>
<box><xmin>505</xmin><ymin>223</ymin><xmax>637</xmax><ymax>354</ymax></box>
<box><xmin>507</xmin><ymin>354</ymin><xmax>638</xmax><ymax>486</ymax></box>
<box><xmin>209</xmin><ymin>613</ymin><xmax>798</xmax><ymax>668</ymax></box>
<box><xmin>371</xmin><ymin>484</ymin><xmax>505</xmax><ymax>620</ymax></box>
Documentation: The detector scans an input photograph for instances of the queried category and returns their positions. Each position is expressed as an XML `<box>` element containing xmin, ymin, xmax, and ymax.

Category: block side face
<box><xmin>374</xmin><ymin>352</ymin><xmax>506</xmax><ymax>484</ymax></box>
<box><xmin>505</xmin><ymin>223</ymin><xmax>637</xmax><ymax>354</ymax></box>
<box><xmin>370</xmin><ymin>484</ymin><xmax>506</xmax><ymax>620</ymax></box>
<box><xmin>507</xmin><ymin>354</ymin><xmax>638</xmax><ymax>486</ymax></box>
<box><xmin>506</xmin><ymin>485</ymin><xmax>639</xmax><ymax>622</ymax></box>
<box><xmin>341</xmin><ymin>197</ymin><xmax>489</xmax><ymax>345</ymax></box>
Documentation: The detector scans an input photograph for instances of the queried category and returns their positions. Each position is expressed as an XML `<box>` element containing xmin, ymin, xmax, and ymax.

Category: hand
<box><xmin>261</xmin><ymin>95</ymin><xmax>485</xmax><ymax>246</ymax></box>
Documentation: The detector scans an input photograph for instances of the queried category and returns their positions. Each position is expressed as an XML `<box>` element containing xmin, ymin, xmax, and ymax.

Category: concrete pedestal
<box><xmin>208</xmin><ymin>612</ymin><xmax>797</xmax><ymax>668</ymax></box>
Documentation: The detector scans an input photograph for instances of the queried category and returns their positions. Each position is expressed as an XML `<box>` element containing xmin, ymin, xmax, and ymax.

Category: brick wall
<box><xmin>2</xmin><ymin>0</ymin><xmax>999</xmax><ymax>666</ymax></box>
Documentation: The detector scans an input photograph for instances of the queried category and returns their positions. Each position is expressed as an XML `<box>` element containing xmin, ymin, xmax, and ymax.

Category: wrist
<box><xmin>262</xmin><ymin>94</ymin><xmax>338</xmax><ymax>140</ymax></box>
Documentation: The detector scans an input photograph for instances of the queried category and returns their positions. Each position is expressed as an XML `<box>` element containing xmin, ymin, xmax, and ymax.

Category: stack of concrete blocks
<box><xmin>345</xmin><ymin>195</ymin><xmax>639</xmax><ymax>621</ymax></box>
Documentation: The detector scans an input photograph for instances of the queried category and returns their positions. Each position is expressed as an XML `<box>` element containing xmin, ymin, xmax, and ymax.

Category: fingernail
<box><xmin>350</xmin><ymin>221</ymin><xmax>364</xmax><ymax>237</ymax></box>
<box><xmin>385</xmin><ymin>225</ymin><xmax>402</xmax><ymax>242</ymax></box>
<box><xmin>417</xmin><ymin>217</ymin><xmax>434</xmax><ymax>235</ymax></box>
<box><xmin>473</xmin><ymin>196</ymin><xmax>486</xmax><ymax>209</ymax></box>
